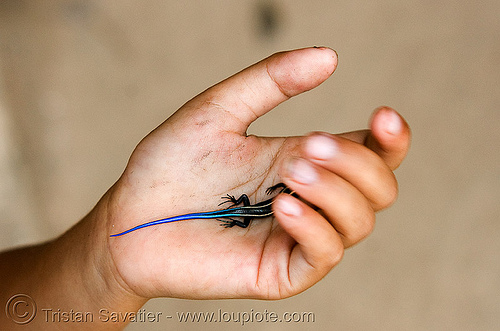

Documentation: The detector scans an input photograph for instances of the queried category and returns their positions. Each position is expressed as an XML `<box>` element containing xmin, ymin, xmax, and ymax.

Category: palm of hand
<box><xmin>108</xmin><ymin>108</ymin><xmax>304</xmax><ymax>299</ymax></box>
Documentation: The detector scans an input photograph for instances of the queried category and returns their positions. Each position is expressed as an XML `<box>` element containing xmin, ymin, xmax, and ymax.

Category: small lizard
<box><xmin>109</xmin><ymin>183</ymin><xmax>294</xmax><ymax>237</ymax></box>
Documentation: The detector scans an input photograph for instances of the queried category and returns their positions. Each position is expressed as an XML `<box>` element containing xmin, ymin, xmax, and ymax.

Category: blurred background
<box><xmin>0</xmin><ymin>1</ymin><xmax>498</xmax><ymax>330</ymax></box>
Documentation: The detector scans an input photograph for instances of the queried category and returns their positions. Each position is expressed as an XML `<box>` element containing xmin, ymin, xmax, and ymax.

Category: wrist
<box><xmin>57</xmin><ymin>189</ymin><xmax>148</xmax><ymax>313</ymax></box>
<box><xmin>1</xmin><ymin>189</ymin><xmax>147</xmax><ymax>329</ymax></box>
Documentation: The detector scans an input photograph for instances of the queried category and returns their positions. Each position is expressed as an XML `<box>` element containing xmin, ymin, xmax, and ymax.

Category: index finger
<box><xmin>184</xmin><ymin>47</ymin><xmax>338</xmax><ymax>134</ymax></box>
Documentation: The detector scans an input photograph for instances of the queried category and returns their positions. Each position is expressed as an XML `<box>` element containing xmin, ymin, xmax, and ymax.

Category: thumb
<box><xmin>180</xmin><ymin>47</ymin><xmax>338</xmax><ymax>134</ymax></box>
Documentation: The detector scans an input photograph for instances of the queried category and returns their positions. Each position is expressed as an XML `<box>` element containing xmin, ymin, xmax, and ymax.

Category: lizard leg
<box><xmin>218</xmin><ymin>193</ymin><xmax>251</xmax><ymax>207</ymax></box>
<box><xmin>217</xmin><ymin>217</ymin><xmax>251</xmax><ymax>228</ymax></box>
<box><xmin>265</xmin><ymin>183</ymin><xmax>287</xmax><ymax>195</ymax></box>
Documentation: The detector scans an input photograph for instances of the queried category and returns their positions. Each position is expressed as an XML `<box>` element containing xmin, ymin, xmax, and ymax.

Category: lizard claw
<box><xmin>218</xmin><ymin>194</ymin><xmax>237</xmax><ymax>207</ymax></box>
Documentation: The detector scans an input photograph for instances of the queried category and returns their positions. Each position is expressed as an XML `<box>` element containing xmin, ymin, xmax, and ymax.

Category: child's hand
<box><xmin>103</xmin><ymin>47</ymin><xmax>411</xmax><ymax>302</ymax></box>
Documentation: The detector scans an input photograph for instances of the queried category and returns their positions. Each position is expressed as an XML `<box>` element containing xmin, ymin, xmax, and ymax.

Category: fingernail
<box><xmin>382</xmin><ymin>109</ymin><xmax>402</xmax><ymax>135</ymax></box>
<box><xmin>305</xmin><ymin>134</ymin><xmax>338</xmax><ymax>160</ymax></box>
<box><xmin>287</xmin><ymin>158</ymin><xmax>318</xmax><ymax>184</ymax></box>
<box><xmin>275</xmin><ymin>197</ymin><xmax>302</xmax><ymax>217</ymax></box>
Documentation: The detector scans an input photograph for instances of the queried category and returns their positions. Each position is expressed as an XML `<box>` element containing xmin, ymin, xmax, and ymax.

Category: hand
<box><xmin>103</xmin><ymin>47</ymin><xmax>411</xmax><ymax>302</ymax></box>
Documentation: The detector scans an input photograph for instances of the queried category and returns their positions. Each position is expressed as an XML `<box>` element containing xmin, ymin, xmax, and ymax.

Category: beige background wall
<box><xmin>1</xmin><ymin>1</ymin><xmax>499</xmax><ymax>330</ymax></box>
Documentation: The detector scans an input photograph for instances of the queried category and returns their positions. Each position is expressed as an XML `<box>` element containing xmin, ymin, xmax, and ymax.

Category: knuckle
<box><xmin>358</xmin><ymin>211</ymin><xmax>376</xmax><ymax>239</ymax></box>
<box><xmin>325</xmin><ymin>244</ymin><xmax>344</xmax><ymax>267</ymax></box>
<box><xmin>376</xmin><ymin>175</ymin><xmax>399</xmax><ymax>210</ymax></box>
<box><xmin>383</xmin><ymin>181</ymin><xmax>399</xmax><ymax>208</ymax></box>
<box><xmin>314</xmin><ymin>231</ymin><xmax>345</xmax><ymax>268</ymax></box>
<box><xmin>343</xmin><ymin>210</ymin><xmax>376</xmax><ymax>247</ymax></box>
